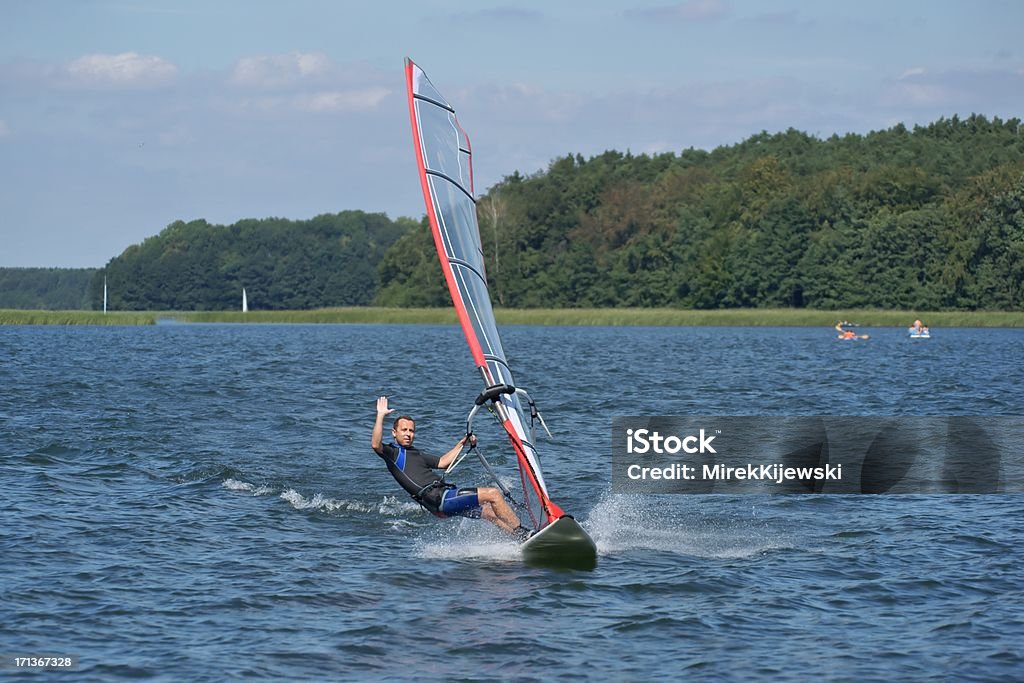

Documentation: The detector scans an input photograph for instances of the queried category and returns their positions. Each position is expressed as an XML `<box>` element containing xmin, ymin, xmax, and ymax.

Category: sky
<box><xmin>1</xmin><ymin>0</ymin><xmax>1023</xmax><ymax>268</ymax></box>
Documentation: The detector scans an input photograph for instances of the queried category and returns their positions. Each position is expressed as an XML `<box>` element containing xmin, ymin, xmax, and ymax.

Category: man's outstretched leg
<box><xmin>476</xmin><ymin>486</ymin><xmax>523</xmax><ymax>535</ymax></box>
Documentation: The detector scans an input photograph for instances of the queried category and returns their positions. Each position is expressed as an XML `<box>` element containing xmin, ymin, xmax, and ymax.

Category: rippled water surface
<box><xmin>2</xmin><ymin>324</ymin><xmax>1023</xmax><ymax>681</ymax></box>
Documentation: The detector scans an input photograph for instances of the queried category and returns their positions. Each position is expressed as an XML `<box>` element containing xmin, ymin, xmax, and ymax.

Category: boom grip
<box><xmin>475</xmin><ymin>383</ymin><xmax>516</xmax><ymax>405</ymax></box>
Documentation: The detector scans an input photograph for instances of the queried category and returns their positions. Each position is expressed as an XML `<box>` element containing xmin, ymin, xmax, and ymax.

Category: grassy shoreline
<box><xmin>2</xmin><ymin>307</ymin><xmax>1022</xmax><ymax>327</ymax></box>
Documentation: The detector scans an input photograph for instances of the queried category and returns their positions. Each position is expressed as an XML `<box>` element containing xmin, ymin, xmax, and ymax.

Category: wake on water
<box><xmin>222</xmin><ymin>477</ymin><xmax>274</xmax><ymax>497</ymax></box>
<box><xmin>584</xmin><ymin>493</ymin><xmax>792</xmax><ymax>561</ymax></box>
<box><xmin>222</xmin><ymin>477</ymin><xmax>790</xmax><ymax>564</ymax></box>
<box><xmin>222</xmin><ymin>477</ymin><xmax>424</xmax><ymax>530</ymax></box>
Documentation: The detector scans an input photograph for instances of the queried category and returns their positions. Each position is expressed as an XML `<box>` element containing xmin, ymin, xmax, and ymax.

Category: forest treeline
<box><xmin>3</xmin><ymin>114</ymin><xmax>1022</xmax><ymax>311</ymax></box>
<box><xmin>377</xmin><ymin>114</ymin><xmax>1024</xmax><ymax>311</ymax></box>
<box><xmin>89</xmin><ymin>211</ymin><xmax>412</xmax><ymax>311</ymax></box>
<box><xmin>0</xmin><ymin>268</ymin><xmax>96</xmax><ymax>309</ymax></box>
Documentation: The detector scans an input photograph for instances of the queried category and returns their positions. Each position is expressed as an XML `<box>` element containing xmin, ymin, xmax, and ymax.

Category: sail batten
<box><xmin>412</xmin><ymin>94</ymin><xmax>455</xmax><ymax>113</ymax></box>
<box><xmin>425</xmin><ymin>170</ymin><xmax>476</xmax><ymax>202</ymax></box>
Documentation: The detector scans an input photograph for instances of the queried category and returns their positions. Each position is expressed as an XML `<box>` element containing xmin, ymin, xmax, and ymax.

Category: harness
<box><xmin>412</xmin><ymin>480</ymin><xmax>452</xmax><ymax>518</ymax></box>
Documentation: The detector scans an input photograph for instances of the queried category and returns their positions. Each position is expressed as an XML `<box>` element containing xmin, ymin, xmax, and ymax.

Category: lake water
<box><xmin>2</xmin><ymin>323</ymin><xmax>1023</xmax><ymax>681</ymax></box>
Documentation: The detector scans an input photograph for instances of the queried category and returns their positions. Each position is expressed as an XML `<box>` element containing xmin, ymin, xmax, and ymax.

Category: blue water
<box><xmin>2</xmin><ymin>324</ymin><xmax>1023</xmax><ymax>681</ymax></box>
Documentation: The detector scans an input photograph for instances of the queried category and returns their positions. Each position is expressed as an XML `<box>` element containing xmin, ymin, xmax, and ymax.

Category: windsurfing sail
<box><xmin>404</xmin><ymin>58</ymin><xmax>566</xmax><ymax>533</ymax></box>
<box><xmin>242</xmin><ymin>287</ymin><xmax>248</xmax><ymax>313</ymax></box>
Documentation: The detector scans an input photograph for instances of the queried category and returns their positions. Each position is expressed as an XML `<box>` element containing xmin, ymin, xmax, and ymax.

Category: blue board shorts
<box><xmin>439</xmin><ymin>487</ymin><xmax>482</xmax><ymax>518</ymax></box>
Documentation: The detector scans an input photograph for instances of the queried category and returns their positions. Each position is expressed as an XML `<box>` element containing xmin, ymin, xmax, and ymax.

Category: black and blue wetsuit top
<box><xmin>377</xmin><ymin>442</ymin><xmax>446</xmax><ymax>508</ymax></box>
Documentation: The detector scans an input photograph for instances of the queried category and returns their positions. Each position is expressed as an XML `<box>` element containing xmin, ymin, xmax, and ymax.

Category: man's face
<box><xmin>392</xmin><ymin>418</ymin><xmax>416</xmax><ymax>447</ymax></box>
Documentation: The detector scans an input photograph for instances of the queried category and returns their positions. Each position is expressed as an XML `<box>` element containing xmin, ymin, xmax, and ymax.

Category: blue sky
<box><xmin>2</xmin><ymin>0</ymin><xmax>1022</xmax><ymax>267</ymax></box>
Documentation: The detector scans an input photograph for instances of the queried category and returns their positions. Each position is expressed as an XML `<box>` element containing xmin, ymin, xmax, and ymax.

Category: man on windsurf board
<box><xmin>371</xmin><ymin>396</ymin><xmax>530</xmax><ymax>540</ymax></box>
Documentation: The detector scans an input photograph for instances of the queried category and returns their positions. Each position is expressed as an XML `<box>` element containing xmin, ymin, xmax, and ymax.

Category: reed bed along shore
<box><xmin>0</xmin><ymin>310</ymin><xmax>159</xmax><ymax>325</ymax></box>
<box><xmin>2</xmin><ymin>307</ymin><xmax>1022</xmax><ymax>327</ymax></box>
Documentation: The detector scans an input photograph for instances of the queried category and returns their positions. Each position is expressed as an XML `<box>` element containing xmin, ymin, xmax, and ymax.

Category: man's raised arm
<box><xmin>371</xmin><ymin>396</ymin><xmax>392</xmax><ymax>455</ymax></box>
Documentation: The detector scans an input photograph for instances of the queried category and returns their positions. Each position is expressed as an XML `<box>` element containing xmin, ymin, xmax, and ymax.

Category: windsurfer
<box><xmin>371</xmin><ymin>396</ymin><xmax>529</xmax><ymax>539</ymax></box>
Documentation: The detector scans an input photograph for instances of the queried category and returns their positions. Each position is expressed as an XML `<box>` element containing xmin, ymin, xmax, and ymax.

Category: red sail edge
<box><xmin>504</xmin><ymin>418</ymin><xmax>564</xmax><ymax>524</ymax></box>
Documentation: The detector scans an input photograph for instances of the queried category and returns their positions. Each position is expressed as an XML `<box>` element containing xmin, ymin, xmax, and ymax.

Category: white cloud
<box><xmin>292</xmin><ymin>88</ymin><xmax>391</xmax><ymax>112</ymax></box>
<box><xmin>883</xmin><ymin>67</ymin><xmax>1024</xmax><ymax>110</ymax></box>
<box><xmin>625</xmin><ymin>0</ymin><xmax>729</xmax><ymax>22</ymax></box>
<box><xmin>230</xmin><ymin>86</ymin><xmax>392</xmax><ymax>115</ymax></box>
<box><xmin>65</xmin><ymin>52</ymin><xmax>177</xmax><ymax>87</ymax></box>
<box><xmin>231</xmin><ymin>52</ymin><xmax>332</xmax><ymax>88</ymax></box>
<box><xmin>900</xmin><ymin>67</ymin><xmax>927</xmax><ymax>79</ymax></box>
<box><xmin>444</xmin><ymin>7</ymin><xmax>543</xmax><ymax>24</ymax></box>
<box><xmin>893</xmin><ymin>82</ymin><xmax>950</xmax><ymax>107</ymax></box>
<box><xmin>220</xmin><ymin>55</ymin><xmax>392</xmax><ymax>113</ymax></box>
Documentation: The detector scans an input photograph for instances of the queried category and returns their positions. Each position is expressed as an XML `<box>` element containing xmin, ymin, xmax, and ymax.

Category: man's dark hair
<box><xmin>393</xmin><ymin>415</ymin><xmax>415</xmax><ymax>429</ymax></box>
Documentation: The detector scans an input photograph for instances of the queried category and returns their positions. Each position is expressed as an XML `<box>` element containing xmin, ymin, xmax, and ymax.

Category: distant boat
<box><xmin>908</xmin><ymin>322</ymin><xmax>930</xmax><ymax>338</ymax></box>
<box><xmin>103</xmin><ymin>277</ymin><xmax>108</xmax><ymax>314</ymax></box>
<box><xmin>242</xmin><ymin>287</ymin><xmax>248</xmax><ymax>313</ymax></box>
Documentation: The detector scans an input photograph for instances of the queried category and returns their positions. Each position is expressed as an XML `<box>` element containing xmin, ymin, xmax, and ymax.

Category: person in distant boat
<box><xmin>909</xmin><ymin>319</ymin><xmax>923</xmax><ymax>334</ymax></box>
<box><xmin>371</xmin><ymin>396</ymin><xmax>530</xmax><ymax>540</ymax></box>
<box><xmin>835</xmin><ymin>321</ymin><xmax>857</xmax><ymax>339</ymax></box>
